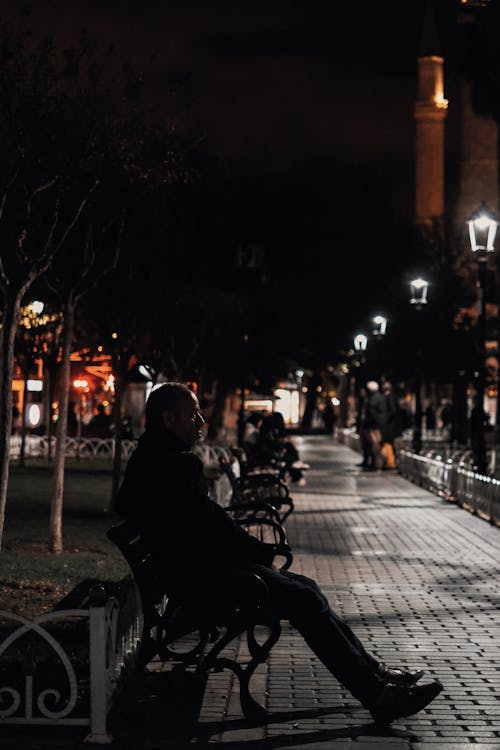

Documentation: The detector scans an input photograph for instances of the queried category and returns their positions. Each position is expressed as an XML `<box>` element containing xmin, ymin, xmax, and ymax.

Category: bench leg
<box><xmin>197</xmin><ymin>619</ymin><xmax>281</xmax><ymax>721</ymax></box>
<box><xmin>279</xmin><ymin>499</ymin><xmax>294</xmax><ymax>523</ymax></box>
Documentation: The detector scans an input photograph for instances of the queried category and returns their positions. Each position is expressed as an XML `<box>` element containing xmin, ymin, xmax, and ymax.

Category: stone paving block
<box><xmin>276</xmin><ymin>743</ymin><xmax>412</xmax><ymax>749</ymax></box>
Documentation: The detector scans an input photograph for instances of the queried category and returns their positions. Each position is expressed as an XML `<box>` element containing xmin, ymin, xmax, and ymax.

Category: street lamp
<box><xmin>354</xmin><ymin>334</ymin><xmax>368</xmax><ymax>353</ymax></box>
<box><xmin>353</xmin><ymin>333</ymin><xmax>368</xmax><ymax>428</ymax></box>
<box><xmin>371</xmin><ymin>315</ymin><xmax>387</xmax><ymax>379</ymax></box>
<box><xmin>372</xmin><ymin>315</ymin><xmax>387</xmax><ymax>337</ymax></box>
<box><xmin>30</xmin><ymin>300</ymin><xmax>45</xmax><ymax>315</ymax></box>
<box><xmin>73</xmin><ymin>378</ymin><xmax>89</xmax><ymax>460</ymax></box>
<box><xmin>467</xmin><ymin>202</ymin><xmax>499</xmax><ymax>475</ymax></box>
<box><xmin>409</xmin><ymin>277</ymin><xmax>429</xmax><ymax>453</ymax></box>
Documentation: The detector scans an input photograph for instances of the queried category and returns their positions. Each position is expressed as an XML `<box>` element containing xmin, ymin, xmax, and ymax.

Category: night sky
<box><xmin>2</xmin><ymin>1</ymin><xmax>434</xmax><ymax>193</ymax></box>
<box><xmin>1</xmin><ymin>0</ymin><xmax>457</xmax><ymax>362</ymax></box>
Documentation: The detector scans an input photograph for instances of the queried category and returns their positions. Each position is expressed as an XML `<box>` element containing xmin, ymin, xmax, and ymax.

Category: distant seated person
<box><xmin>243</xmin><ymin>411</ymin><xmax>264</xmax><ymax>447</ymax></box>
<box><xmin>87</xmin><ymin>403</ymin><xmax>112</xmax><ymax>438</ymax></box>
<box><xmin>242</xmin><ymin>411</ymin><xmax>266</xmax><ymax>467</ymax></box>
<box><xmin>260</xmin><ymin>412</ymin><xmax>309</xmax><ymax>486</ymax></box>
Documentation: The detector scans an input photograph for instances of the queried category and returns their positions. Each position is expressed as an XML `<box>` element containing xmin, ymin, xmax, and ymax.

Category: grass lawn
<box><xmin>0</xmin><ymin>459</ymin><xmax>130</xmax><ymax>619</ymax></box>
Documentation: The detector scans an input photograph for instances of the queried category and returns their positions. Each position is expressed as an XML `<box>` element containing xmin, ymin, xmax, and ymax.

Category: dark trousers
<box><xmin>248</xmin><ymin>565</ymin><xmax>385</xmax><ymax>704</ymax></box>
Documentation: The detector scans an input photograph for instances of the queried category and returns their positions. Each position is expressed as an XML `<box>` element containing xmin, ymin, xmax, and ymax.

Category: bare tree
<box><xmin>0</xmin><ymin>176</ymin><xmax>94</xmax><ymax>550</ymax></box>
<box><xmin>47</xmin><ymin>214</ymin><xmax>123</xmax><ymax>553</ymax></box>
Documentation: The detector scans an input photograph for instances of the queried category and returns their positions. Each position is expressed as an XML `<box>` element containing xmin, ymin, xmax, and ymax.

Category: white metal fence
<box><xmin>398</xmin><ymin>449</ymin><xmax>500</xmax><ymax>524</ymax></box>
<box><xmin>9</xmin><ymin>435</ymin><xmax>137</xmax><ymax>461</ymax></box>
<box><xmin>0</xmin><ymin>581</ymin><xmax>143</xmax><ymax>744</ymax></box>
<box><xmin>339</xmin><ymin>427</ymin><xmax>500</xmax><ymax>523</ymax></box>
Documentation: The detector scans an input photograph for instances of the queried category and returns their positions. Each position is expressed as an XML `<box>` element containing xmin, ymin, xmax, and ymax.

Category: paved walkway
<box><xmin>109</xmin><ymin>435</ymin><xmax>500</xmax><ymax>749</ymax></box>
<box><xmin>12</xmin><ymin>435</ymin><xmax>500</xmax><ymax>749</ymax></box>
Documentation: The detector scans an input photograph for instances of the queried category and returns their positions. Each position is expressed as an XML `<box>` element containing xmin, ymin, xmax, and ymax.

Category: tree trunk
<box><xmin>0</xmin><ymin>288</ymin><xmax>27</xmax><ymax>552</ymax></box>
<box><xmin>43</xmin><ymin>367</ymin><xmax>52</xmax><ymax>461</ymax></box>
<box><xmin>19</xmin><ymin>375</ymin><xmax>29</xmax><ymax>468</ymax></box>
<box><xmin>48</xmin><ymin>298</ymin><xmax>74</xmax><ymax>553</ymax></box>
<box><xmin>110</xmin><ymin>348</ymin><xmax>124</xmax><ymax>509</ymax></box>
<box><xmin>207</xmin><ymin>379</ymin><xmax>229</xmax><ymax>441</ymax></box>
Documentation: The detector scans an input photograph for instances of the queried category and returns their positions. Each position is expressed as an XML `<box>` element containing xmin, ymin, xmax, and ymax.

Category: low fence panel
<box><xmin>0</xmin><ymin>581</ymin><xmax>143</xmax><ymax>744</ymax></box>
<box><xmin>399</xmin><ymin>449</ymin><xmax>500</xmax><ymax>525</ymax></box>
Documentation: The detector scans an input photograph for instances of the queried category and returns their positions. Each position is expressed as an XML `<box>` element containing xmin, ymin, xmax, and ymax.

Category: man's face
<box><xmin>161</xmin><ymin>390</ymin><xmax>205</xmax><ymax>446</ymax></box>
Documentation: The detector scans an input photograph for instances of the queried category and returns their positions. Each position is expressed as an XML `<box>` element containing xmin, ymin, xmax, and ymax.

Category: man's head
<box><xmin>145</xmin><ymin>382</ymin><xmax>205</xmax><ymax>446</ymax></box>
<box><xmin>382</xmin><ymin>381</ymin><xmax>392</xmax><ymax>394</ymax></box>
<box><xmin>366</xmin><ymin>380</ymin><xmax>379</xmax><ymax>393</ymax></box>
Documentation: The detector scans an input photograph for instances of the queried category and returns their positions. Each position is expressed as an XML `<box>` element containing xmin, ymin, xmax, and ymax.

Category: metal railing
<box><xmin>339</xmin><ymin>428</ymin><xmax>500</xmax><ymax>524</ymax></box>
<box><xmin>9</xmin><ymin>434</ymin><xmax>137</xmax><ymax>461</ymax></box>
<box><xmin>9</xmin><ymin>436</ymin><xmax>238</xmax><ymax>507</ymax></box>
<box><xmin>398</xmin><ymin>449</ymin><xmax>500</xmax><ymax>525</ymax></box>
<box><xmin>0</xmin><ymin>581</ymin><xmax>143</xmax><ymax>744</ymax></box>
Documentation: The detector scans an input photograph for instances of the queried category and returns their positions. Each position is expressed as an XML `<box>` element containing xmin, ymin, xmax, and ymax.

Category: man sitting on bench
<box><xmin>114</xmin><ymin>382</ymin><xmax>443</xmax><ymax>725</ymax></box>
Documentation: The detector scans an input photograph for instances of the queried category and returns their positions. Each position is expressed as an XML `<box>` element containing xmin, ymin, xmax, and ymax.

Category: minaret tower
<box><xmin>414</xmin><ymin>1</ymin><xmax>448</xmax><ymax>227</ymax></box>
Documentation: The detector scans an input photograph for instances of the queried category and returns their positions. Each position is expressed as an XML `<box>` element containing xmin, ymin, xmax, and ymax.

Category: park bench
<box><xmin>106</xmin><ymin>513</ymin><xmax>292</xmax><ymax>721</ymax></box>
<box><xmin>219</xmin><ymin>452</ymin><xmax>294</xmax><ymax>522</ymax></box>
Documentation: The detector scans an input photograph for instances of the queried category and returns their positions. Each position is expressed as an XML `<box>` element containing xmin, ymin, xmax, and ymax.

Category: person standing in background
<box><xmin>322</xmin><ymin>396</ymin><xmax>336</xmax><ymax>437</ymax></box>
<box><xmin>361</xmin><ymin>381</ymin><xmax>388</xmax><ymax>472</ymax></box>
<box><xmin>425</xmin><ymin>404</ymin><xmax>436</xmax><ymax>435</ymax></box>
<box><xmin>381</xmin><ymin>382</ymin><xmax>401</xmax><ymax>470</ymax></box>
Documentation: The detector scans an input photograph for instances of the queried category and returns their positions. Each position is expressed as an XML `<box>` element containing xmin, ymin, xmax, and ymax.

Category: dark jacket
<box><xmin>362</xmin><ymin>390</ymin><xmax>389</xmax><ymax>431</ymax></box>
<box><xmin>114</xmin><ymin>426</ymin><xmax>274</xmax><ymax>576</ymax></box>
<box><xmin>384</xmin><ymin>392</ymin><xmax>402</xmax><ymax>443</ymax></box>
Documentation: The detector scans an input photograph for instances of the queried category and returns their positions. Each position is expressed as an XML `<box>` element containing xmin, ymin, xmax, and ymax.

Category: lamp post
<box><xmin>354</xmin><ymin>333</ymin><xmax>368</xmax><ymax>354</ymax></box>
<box><xmin>409</xmin><ymin>277</ymin><xmax>429</xmax><ymax>453</ymax></box>
<box><xmin>353</xmin><ymin>333</ymin><xmax>368</xmax><ymax>429</ymax></box>
<box><xmin>371</xmin><ymin>315</ymin><xmax>387</xmax><ymax>379</ymax></box>
<box><xmin>73</xmin><ymin>378</ymin><xmax>89</xmax><ymax>460</ymax></box>
<box><xmin>467</xmin><ymin>202</ymin><xmax>498</xmax><ymax>475</ymax></box>
<box><xmin>237</xmin><ymin>332</ymin><xmax>249</xmax><ymax>447</ymax></box>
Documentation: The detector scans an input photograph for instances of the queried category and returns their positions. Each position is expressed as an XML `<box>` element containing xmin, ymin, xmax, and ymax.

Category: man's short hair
<box><xmin>366</xmin><ymin>380</ymin><xmax>379</xmax><ymax>393</ymax></box>
<box><xmin>145</xmin><ymin>382</ymin><xmax>193</xmax><ymax>429</ymax></box>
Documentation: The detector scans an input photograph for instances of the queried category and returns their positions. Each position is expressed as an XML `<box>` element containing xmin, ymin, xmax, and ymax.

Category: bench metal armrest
<box><xmin>271</xmin><ymin>544</ymin><xmax>293</xmax><ymax>570</ymax></box>
<box><xmin>233</xmin><ymin>518</ymin><xmax>293</xmax><ymax>570</ymax></box>
<box><xmin>234</xmin><ymin>517</ymin><xmax>287</xmax><ymax>546</ymax></box>
<box><xmin>225</xmin><ymin>502</ymin><xmax>281</xmax><ymax>523</ymax></box>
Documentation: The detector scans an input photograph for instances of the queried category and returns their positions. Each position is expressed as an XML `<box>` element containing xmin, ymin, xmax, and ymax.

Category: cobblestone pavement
<box><xmin>7</xmin><ymin>436</ymin><xmax>500</xmax><ymax>749</ymax></box>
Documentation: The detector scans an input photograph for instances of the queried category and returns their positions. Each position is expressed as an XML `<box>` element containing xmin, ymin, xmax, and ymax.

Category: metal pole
<box><xmin>412</xmin><ymin>311</ymin><xmax>423</xmax><ymax>453</ymax></box>
<box><xmin>237</xmin><ymin>333</ymin><xmax>248</xmax><ymax>447</ymax></box>
<box><xmin>473</xmin><ymin>259</ymin><xmax>488</xmax><ymax>474</ymax></box>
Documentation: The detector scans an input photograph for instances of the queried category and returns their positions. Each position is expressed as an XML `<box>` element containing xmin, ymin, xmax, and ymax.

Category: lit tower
<box><xmin>414</xmin><ymin>1</ymin><xmax>448</xmax><ymax>227</ymax></box>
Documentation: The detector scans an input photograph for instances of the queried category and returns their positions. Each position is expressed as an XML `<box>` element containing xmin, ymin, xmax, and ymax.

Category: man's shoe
<box><xmin>368</xmin><ymin>680</ymin><xmax>443</xmax><ymax>724</ymax></box>
<box><xmin>378</xmin><ymin>662</ymin><xmax>425</xmax><ymax>686</ymax></box>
